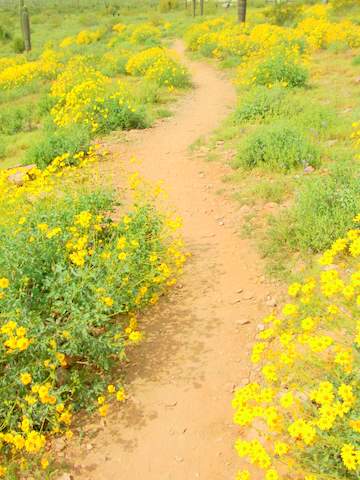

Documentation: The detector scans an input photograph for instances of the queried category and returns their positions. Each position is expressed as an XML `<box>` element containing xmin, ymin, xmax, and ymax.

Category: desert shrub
<box><xmin>235</xmin><ymin>122</ymin><xmax>321</xmax><ymax>172</ymax></box>
<box><xmin>235</xmin><ymin>86</ymin><xmax>288</xmax><ymax>123</ymax></box>
<box><xmin>0</xmin><ymin>137</ymin><xmax>6</xmax><ymax>159</ymax></box>
<box><xmin>159</xmin><ymin>0</ymin><xmax>179</xmax><ymax>12</ymax></box>
<box><xmin>0</xmin><ymin>25</ymin><xmax>11</xmax><ymax>42</ymax></box>
<box><xmin>26</xmin><ymin>125</ymin><xmax>91</xmax><ymax>169</ymax></box>
<box><xmin>126</xmin><ymin>47</ymin><xmax>190</xmax><ymax>88</ymax></box>
<box><xmin>13</xmin><ymin>37</ymin><xmax>25</xmax><ymax>53</ymax></box>
<box><xmin>0</xmin><ymin>106</ymin><xmax>37</xmax><ymax>135</ymax></box>
<box><xmin>130</xmin><ymin>23</ymin><xmax>161</xmax><ymax>45</ymax></box>
<box><xmin>98</xmin><ymin>97</ymin><xmax>149</xmax><ymax>134</ymax></box>
<box><xmin>352</xmin><ymin>55</ymin><xmax>360</xmax><ymax>66</ymax></box>
<box><xmin>264</xmin><ymin>2</ymin><xmax>302</xmax><ymax>26</ymax></box>
<box><xmin>253</xmin><ymin>51</ymin><xmax>309</xmax><ymax>88</ymax></box>
<box><xmin>0</xmin><ymin>162</ymin><xmax>186</xmax><ymax>475</ymax></box>
<box><xmin>233</xmin><ymin>218</ymin><xmax>360</xmax><ymax>480</ymax></box>
<box><xmin>268</xmin><ymin>164</ymin><xmax>360</xmax><ymax>254</ymax></box>
<box><xmin>331</xmin><ymin>0</ymin><xmax>358</xmax><ymax>11</ymax></box>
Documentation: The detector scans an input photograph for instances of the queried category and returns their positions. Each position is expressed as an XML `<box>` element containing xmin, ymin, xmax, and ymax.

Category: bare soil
<box><xmin>66</xmin><ymin>40</ymin><xmax>278</xmax><ymax>480</ymax></box>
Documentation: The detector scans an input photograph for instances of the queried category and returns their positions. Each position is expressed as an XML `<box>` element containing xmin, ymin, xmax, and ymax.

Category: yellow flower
<box><xmin>108</xmin><ymin>384</ymin><xmax>116</xmax><ymax>393</ymax></box>
<box><xmin>41</xmin><ymin>457</ymin><xmax>49</xmax><ymax>470</ymax></box>
<box><xmin>101</xmin><ymin>296</ymin><xmax>114</xmax><ymax>307</ymax></box>
<box><xmin>97</xmin><ymin>396</ymin><xmax>106</xmax><ymax>405</ymax></box>
<box><xmin>0</xmin><ymin>278</ymin><xmax>9</xmax><ymax>289</ymax></box>
<box><xmin>98</xmin><ymin>404</ymin><xmax>109</xmax><ymax>417</ymax></box>
<box><xmin>20</xmin><ymin>372</ymin><xmax>32</xmax><ymax>385</ymax></box>
<box><xmin>116</xmin><ymin>388</ymin><xmax>126</xmax><ymax>402</ymax></box>
<box><xmin>118</xmin><ymin>252</ymin><xmax>127</xmax><ymax>261</ymax></box>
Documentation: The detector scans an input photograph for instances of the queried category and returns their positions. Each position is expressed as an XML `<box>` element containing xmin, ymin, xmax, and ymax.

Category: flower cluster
<box><xmin>0</xmin><ymin>49</ymin><xmax>62</xmax><ymax>90</ymax></box>
<box><xmin>129</xmin><ymin>23</ymin><xmax>161</xmax><ymax>44</ymax></box>
<box><xmin>126</xmin><ymin>47</ymin><xmax>190</xmax><ymax>89</ymax></box>
<box><xmin>233</xmin><ymin>216</ymin><xmax>360</xmax><ymax>479</ymax></box>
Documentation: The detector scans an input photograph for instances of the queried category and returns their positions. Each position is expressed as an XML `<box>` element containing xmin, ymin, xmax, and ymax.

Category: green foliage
<box><xmin>266</xmin><ymin>163</ymin><xmax>360</xmax><ymax>254</ymax></box>
<box><xmin>97</xmin><ymin>98</ymin><xmax>149</xmax><ymax>134</ymax></box>
<box><xmin>235</xmin><ymin>121</ymin><xmax>321</xmax><ymax>172</ymax></box>
<box><xmin>0</xmin><ymin>106</ymin><xmax>37</xmax><ymax>136</ymax></box>
<box><xmin>235</xmin><ymin>177</ymin><xmax>292</xmax><ymax>206</ymax></box>
<box><xmin>352</xmin><ymin>55</ymin><xmax>360</xmax><ymax>66</ymax></box>
<box><xmin>235</xmin><ymin>85</ymin><xmax>288</xmax><ymax>123</ymax></box>
<box><xmin>0</xmin><ymin>25</ymin><xmax>12</xmax><ymax>42</ymax></box>
<box><xmin>253</xmin><ymin>52</ymin><xmax>309</xmax><ymax>88</ymax></box>
<box><xmin>264</xmin><ymin>2</ymin><xmax>302</xmax><ymax>26</ymax></box>
<box><xmin>13</xmin><ymin>37</ymin><xmax>25</xmax><ymax>53</ymax></box>
<box><xmin>159</xmin><ymin>0</ymin><xmax>179</xmax><ymax>13</ymax></box>
<box><xmin>26</xmin><ymin>125</ymin><xmax>91</xmax><ymax>169</ymax></box>
<box><xmin>0</xmin><ymin>184</ymin><xmax>182</xmax><ymax>463</ymax></box>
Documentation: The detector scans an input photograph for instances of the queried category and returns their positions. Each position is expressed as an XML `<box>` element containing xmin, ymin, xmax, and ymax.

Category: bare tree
<box><xmin>237</xmin><ymin>0</ymin><xmax>247</xmax><ymax>22</ymax></box>
<box><xmin>192</xmin><ymin>0</ymin><xmax>196</xmax><ymax>16</ymax></box>
<box><xmin>200</xmin><ymin>0</ymin><xmax>204</xmax><ymax>15</ymax></box>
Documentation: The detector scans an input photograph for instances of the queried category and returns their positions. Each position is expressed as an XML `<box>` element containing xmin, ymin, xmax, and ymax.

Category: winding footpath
<box><xmin>68</xmin><ymin>40</ymin><xmax>275</xmax><ymax>480</ymax></box>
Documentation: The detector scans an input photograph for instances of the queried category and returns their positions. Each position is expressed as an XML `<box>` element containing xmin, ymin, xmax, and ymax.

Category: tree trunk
<box><xmin>200</xmin><ymin>0</ymin><xmax>204</xmax><ymax>15</ymax></box>
<box><xmin>192</xmin><ymin>0</ymin><xmax>196</xmax><ymax>16</ymax></box>
<box><xmin>237</xmin><ymin>0</ymin><xmax>247</xmax><ymax>22</ymax></box>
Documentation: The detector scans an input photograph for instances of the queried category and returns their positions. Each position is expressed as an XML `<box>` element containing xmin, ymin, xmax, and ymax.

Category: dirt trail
<box><xmin>69</xmin><ymin>40</ymin><xmax>274</xmax><ymax>480</ymax></box>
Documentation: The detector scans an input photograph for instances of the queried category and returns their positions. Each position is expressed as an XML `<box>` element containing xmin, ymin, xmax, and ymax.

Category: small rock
<box><xmin>265</xmin><ymin>297</ymin><xmax>277</xmax><ymax>308</ymax></box>
<box><xmin>264</xmin><ymin>202</ymin><xmax>278</xmax><ymax>211</ymax></box>
<box><xmin>7</xmin><ymin>164</ymin><xmax>36</xmax><ymax>186</ymax></box>
<box><xmin>54</xmin><ymin>438</ymin><xmax>66</xmax><ymax>452</ymax></box>
<box><xmin>240</xmin><ymin>205</ymin><xmax>251</xmax><ymax>215</ymax></box>
<box><xmin>86</xmin><ymin>443</ymin><xmax>94</xmax><ymax>451</ymax></box>
<box><xmin>304</xmin><ymin>165</ymin><xmax>315</xmax><ymax>174</ymax></box>
<box><xmin>257</xmin><ymin>324</ymin><xmax>265</xmax><ymax>331</ymax></box>
<box><xmin>236</xmin><ymin>288</ymin><xmax>243</xmax><ymax>294</ymax></box>
<box><xmin>175</xmin><ymin>456</ymin><xmax>184</xmax><ymax>463</ymax></box>
<box><xmin>58</xmin><ymin>474</ymin><xmax>73</xmax><ymax>480</ymax></box>
<box><xmin>165</xmin><ymin>401</ymin><xmax>178</xmax><ymax>408</ymax></box>
<box><xmin>237</xmin><ymin>320</ymin><xmax>250</xmax><ymax>326</ymax></box>
<box><xmin>243</xmin><ymin>293</ymin><xmax>254</xmax><ymax>300</ymax></box>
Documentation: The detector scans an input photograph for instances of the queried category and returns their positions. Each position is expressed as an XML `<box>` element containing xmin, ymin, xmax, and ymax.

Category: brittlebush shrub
<box><xmin>159</xmin><ymin>0</ymin><xmax>179</xmax><ymax>13</ymax></box>
<box><xmin>126</xmin><ymin>48</ymin><xmax>190</xmax><ymax>89</ymax></box>
<box><xmin>235</xmin><ymin>122</ymin><xmax>321</xmax><ymax>172</ymax></box>
<box><xmin>233</xmin><ymin>217</ymin><xmax>360</xmax><ymax>480</ymax></box>
<box><xmin>252</xmin><ymin>52</ymin><xmax>309</xmax><ymax>88</ymax></box>
<box><xmin>130</xmin><ymin>24</ymin><xmax>161</xmax><ymax>45</ymax></box>
<box><xmin>264</xmin><ymin>3</ymin><xmax>302</xmax><ymax>26</ymax></box>
<box><xmin>265</xmin><ymin>164</ymin><xmax>360</xmax><ymax>254</ymax></box>
<box><xmin>26</xmin><ymin>125</ymin><xmax>91</xmax><ymax>169</ymax></box>
<box><xmin>235</xmin><ymin>86</ymin><xmax>288</xmax><ymax>123</ymax></box>
<box><xmin>0</xmin><ymin>154</ymin><xmax>186</xmax><ymax>477</ymax></box>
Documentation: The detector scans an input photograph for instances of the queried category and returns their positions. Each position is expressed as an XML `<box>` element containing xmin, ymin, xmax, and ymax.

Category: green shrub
<box><xmin>253</xmin><ymin>52</ymin><xmax>309</xmax><ymax>88</ymax></box>
<box><xmin>13</xmin><ymin>37</ymin><xmax>25</xmax><ymax>53</ymax></box>
<box><xmin>98</xmin><ymin>98</ymin><xmax>149</xmax><ymax>134</ymax></box>
<box><xmin>26</xmin><ymin>125</ymin><xmax>91</xmax><ymax>169</ymax></box>
<box><xmin>0</xmin><ymin>137</ymin><xmax>6</xmax><ymax>159</ymax></box>
<box><xmin>0</xmin><ymin>106</ymin><xmax>37</xmax><ymax>135</ymax></box>
<box><xmin>0</xmin><ymin>180</ymin><xmax>185</xmax><ymax>473</ymax></box>
<box><xmin>266</xmin><ymin>163</ymin><xmax>360</xmax><ymax>253</ymax></box>
<box><xmin>0</xmin><ymin>24</ymin><xmax>11</xmax><ymax>42</ymax></box>
<box><xmin>264</xmin><ymin>3</ymin><xmax>302</xmax><ymax>26</ymax></box>
<box><xmin>352</xmin><ymin>55</ymin><xmax>360</xmax><ymax>66</ymax></box>
<box><xmin>159</xmin><ymin>0</ymin><xmax>179</xmax><ymax>12</ymax></box>
<box><xmin>235</xmin><ymin>122</ymin><xmax>321</xmax><ymax>172</ymax></box>
<box><xmin>235</xmin><ymin>85</ymin><xmax>288</xmax><ymax>123</ymax></box>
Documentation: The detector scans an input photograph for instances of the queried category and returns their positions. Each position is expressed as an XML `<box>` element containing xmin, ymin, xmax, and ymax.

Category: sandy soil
<box><xmin>66</xmin><ymin>40</ymin><xmax>277</xmax><ymax>480</ymax></box>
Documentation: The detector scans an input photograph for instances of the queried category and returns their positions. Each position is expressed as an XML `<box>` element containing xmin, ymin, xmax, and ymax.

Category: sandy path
<box><xmin>69</xmin><ymin>40</ymin><xmax>273</xmax><ymax>480</ymax></box>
